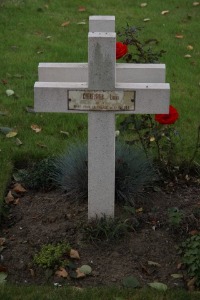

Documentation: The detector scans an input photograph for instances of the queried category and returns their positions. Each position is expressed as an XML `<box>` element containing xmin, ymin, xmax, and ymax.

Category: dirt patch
<box><xmin>1</xmin><ymin>181</ymin><xmax>200</xmax><ymax>289</ymax></box>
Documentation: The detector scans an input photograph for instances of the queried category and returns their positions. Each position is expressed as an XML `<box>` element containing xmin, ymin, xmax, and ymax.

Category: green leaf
<box><xmin>122</xmin><ymin>276</ymin><xmax>140</xmax><ymax>288</ymax></box>
<box><xmin>171</xmin><ymin>273</ymin><xmax>183</xmax><ymax>279</ymax></box>
<box><xmin>0</xmin><ymin>272</ymin><xmax>7</xmax><ymax>284</ymax></box>
<box><xmin>148</xmin><ymin>282</ymin><xmax>168</xmax><ymax>291</ymax></box>
<box><xmin>79</xmin><ymin>265</ymin><xmax>92</xmax><ymax>275</ymax></box>
<box><xmin>6</xmin><ymin>131</ymin><xmax>17</xmax><ymax>138</ymax></box>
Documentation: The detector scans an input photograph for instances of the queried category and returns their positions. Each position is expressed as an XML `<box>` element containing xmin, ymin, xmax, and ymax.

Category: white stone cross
<box><xmin>34</xmin><ymin>16</ymin><xmax>170</xmax><ymax>219</ymax></box>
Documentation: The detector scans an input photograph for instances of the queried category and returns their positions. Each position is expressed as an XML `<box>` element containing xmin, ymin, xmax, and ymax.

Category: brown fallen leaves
<box><xmin>5</xmin><ymin>183</ymin><xmax>26</xmax><ymax>205</ymax></box>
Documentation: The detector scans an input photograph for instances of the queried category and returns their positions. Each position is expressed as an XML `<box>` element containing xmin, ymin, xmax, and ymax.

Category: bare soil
<box><xmin>1</xmin><ymin>180</ymin><xmax>200</xmax><ymax>289</ymax></box>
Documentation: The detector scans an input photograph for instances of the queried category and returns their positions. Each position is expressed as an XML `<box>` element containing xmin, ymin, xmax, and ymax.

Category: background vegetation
<box><xmin>0</xmin><ymin>0</ymin><xmax>199</xmax><ymax>297</ymax></box>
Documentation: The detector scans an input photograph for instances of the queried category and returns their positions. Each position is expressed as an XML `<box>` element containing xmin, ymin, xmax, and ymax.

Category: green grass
<box><xmin>0</xmin><ymin>0</ymin><xmax>199</xmax><ymax>210</ymax></box>
<box><xmin>0</xmin><ymin>0</ymin><xmax>199</xmax><ymax>297</ymax></box>
<box><xmin>1</xmin><ymin>285</ymin><xmax>200</xmax><ymax>300</ymax></box>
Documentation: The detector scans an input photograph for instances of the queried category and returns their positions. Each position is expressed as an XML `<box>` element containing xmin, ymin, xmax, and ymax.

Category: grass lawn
<box><xmin>1</xmin><ymin>285</ymin><xmax>200</xmax><ymax>300</ymax></box>
<box><xmin>0</xmin><ymin>0</ymin><xmax>200</xmax><ymax>298</ymax></box>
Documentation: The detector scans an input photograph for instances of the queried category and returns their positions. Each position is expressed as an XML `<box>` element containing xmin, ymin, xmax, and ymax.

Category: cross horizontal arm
<box><xmin>34</xmin><ymin>82</ymin><xmax>169</xmax><ymax>113</ymax></box>
<box><xmin>38</xmin><ymin>63</ymin><xmax>166</xmax><ymax>83</ymax></box>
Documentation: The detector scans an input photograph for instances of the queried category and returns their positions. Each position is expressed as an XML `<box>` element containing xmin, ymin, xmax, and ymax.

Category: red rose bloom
<box><xmin>155</xmin><ymin>105</ymin><xmax>179</xmax><ymax>125</ymax></box>
<box><xmin>116</xmin><ymin>42</ymin><xmax>128</xmax><ymax>59</ymax></box>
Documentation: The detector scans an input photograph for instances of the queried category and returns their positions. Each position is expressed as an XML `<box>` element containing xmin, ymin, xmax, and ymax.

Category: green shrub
<box><xmin>34</xmin><ymin>242</ymin><xmax>71</xmax><ymax>269</ymax></box>
<box><xmin>181</xmin><ymin>234</ymin><xmax>200</xmax><ymax>287</ymax></box>
<box><xmin>14</xmin><ymin>157</ymin><xmax>56</xmax><ymax>191</ymax></box>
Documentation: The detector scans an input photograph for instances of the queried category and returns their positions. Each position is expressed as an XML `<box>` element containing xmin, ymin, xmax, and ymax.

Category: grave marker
<box><xmin>34</xmin><ymin>16</ymin><xmax>170</xmax><ymax>219</ymax></box>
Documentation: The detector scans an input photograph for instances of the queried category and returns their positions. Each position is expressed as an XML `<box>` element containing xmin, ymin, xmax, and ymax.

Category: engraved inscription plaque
<box><xmin>68</xmin><ymin>90</ymin><xmax>135</xmax><ymax>111</ymax></box>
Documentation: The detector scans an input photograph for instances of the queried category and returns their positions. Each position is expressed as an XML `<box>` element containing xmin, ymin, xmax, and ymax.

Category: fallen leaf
<box><xmin>143</xmin><ymin>18</ymin><xmax>151</xmax><ymax>22</ymax></box>
<box><xmin>187</xmin><ymin>277</ymin><xmax>196</xmax><ymax>291</ymax></box>
<box><xmin>184</xmin><ymin>54</ymin><xmax>192</xmax><ymax>58</ymax></box>
<box><xmin>161</xmin><ymin>10</ymin><xmax>169</xmax><ymax>15</ymax></box>
<box><xmin>0</xmin><ymin>238</ymin><xmax>6</xmax><ymax>246</ymax></box>
<box><xmin>78</xmin><ymin>6</ymin><xmax>86</xmax><ymax>11</ymax></box>
<box><xmin>193</xmin><ymin>2</ymin><xmax>199</xmax><ymax>6</ymax></box>
<box><xmin>171</xmin><ymin>273</ymin><xmax>183</xmax><ymax>279</ymax></box>
<box><xmin>16</xmin><ymin>138</ymin><xmax>23</xmax><ymax>146</ymax></box>
<box><xmin>13</xmin><ymin>183</ymin><xmax>26</xmax><ymax>193</ymax></box>
<box><xmin>31</xmin><ymin>124</ymin><xmax>41</xmax><ymax>133</ymax></box>
<box><xmin>61</xmin><ymin>21</ymin><xmax>70</xmax><ymax>27</ymax></box>
<box><xmin>77</xmin><ymin>21</ymin><xmax>86</xmax><ymax>25</ymax></box>
<box><xmin>60</xmin><ymin>131</ymin><xmax>69</xmax><ymax>136</ymax></box>
<box><xmin>76</xmin><ymin>268</ymin><xmax>86</xmax><ymax>278</ymax></box>
<box><xmin>177</xmin><ymin>262</ymin><xmax>183</xmax><ymax>270</ymax></box>
<box><xmin>175</xmin><ymin>34</ymin><xmax>184</xmax><ymax>39</ymax></box>
<box><xmin>136</xmin><ymin>207</ymin><xmax>143</xmax><ymax>213</ymax></box>
<box><xmin>79</xmin><ymin>265</ymin><xmax>92</xmax><ymax>275</ymax></box>
<box><xmin>1</xmin><ymin>79</ymin><xmax>7</xmax><ymax>85</ymax></box>
<box><xmin>148</xmin><ymin>282</ymin><xmax>168</xmax><ymax>291</ymax></box>
<box><xmin>150</xmin><ymin>136</ymin><xmax>155</xmax><ymax>142</ymax></box>
<box><xmin>0</xmin><ymin>127</ymin><xmax>13</xmax><ymax>135</ymax></box>
<box><xmin>26</xmin><ymin>106</ymin><xmax>35</xmax><ymax>113</ymax></box>
<box><xmin>14</xmin><ymin>198</ymin><xmax>20</xmax><ymax>205</ymax></box>
<box><xmin>122</xmin><ymin>276</ymin><xmax>141</xmax><ymax>288</ymax></box>
<box><xmin>29</xmin><ymin>269</ymin><xmax>35</xmax><ymax>277</ymax></box>
<box><xmin>70</xmin><ymin>249</ymin><xmax>80</xmax><ymax>259</ymax></box>
<box><xmin>148</xmin><ymin>261</ymin><xmax>161</xmax><ymax>267</ymax></box>
<box><xmin>140</xmin><ymin>3</ymin><xmax>147</xmax><ymax>7</ymax></box>
<box><xmin>5</xmin><ymin>191</ymin><xmax>14</xmax><ymax>204</ymax></box>
<box><xmin>36</xmin><ymin>142</ymin><xmax>47</xmax><ymax>148</ymax></box>
<box><xmin>55</xmin><ymin>267</ymin><xmax>68</xmax><ymax>278</ymax></box>
<box><xmin>189</xmin><ymin>230</ymin><xmax>199</xmax><ymax>235</ymax></box>
<box><xmin>6</xmin><ymin>131</ymin><xmax>17</xmax><ymax>138</ymax></box>
<box><xmin>187</xmin><ymin>45</ymin><xmax>193</xmax><ymax>50</ymax></box>
<box><xmin>6</xmin><ymin>89</ymin><xmax>15</xmax><ymax>96</ymax></box>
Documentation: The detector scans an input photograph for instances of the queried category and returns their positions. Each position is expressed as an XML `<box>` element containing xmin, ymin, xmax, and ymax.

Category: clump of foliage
<box><xmin>14</xmin><ymin>157</ymin><xmax>56</xmax><ymax>191</ymax></box>
<box><xmin>119</xmin><ymin>114</ymin><xmax>180</xmax><ymax>177</ymax></box>
<box><xmin>167</xmin><ymin>207</ymin><xmax>184</xmax><ymax>228</ymax></box>
<box><xmin>52</xmin><ymin>142</ymin><xmax>157</xmax><ymax>204</ymax></box>
<box><xmin>181</xmin><ymin>234</ymin><xmax>200</xmax><ymax>287</ymax></box>
<box><xmin>82</xmin><ymin>215</ymin><xmax>133</xmax><ymax>243</ymax></box>
<box><xmin>117</xmin><ymin>24</ymin><xmax>166</xmax><ymax>63</ymax></box>
<box><xmin>34</xmin><ymin>242</ymin><xmax>71</xmax><ymax>269</ymax></box>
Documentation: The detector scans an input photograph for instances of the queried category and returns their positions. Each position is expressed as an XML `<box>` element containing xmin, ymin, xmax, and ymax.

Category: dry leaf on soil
<box><xmin>13</xmin><ymin>183</ymin><xmax>26</xmax><ymax>193</ymax></box>
<box><xmin>55</xmin><ymin>267</ymin><xmax>68</xmax><ymax>278</ymax></box>
<box><xmin>76</xmin><ymin>268</ymin><xmax>86</xmax><ymax>278</ymax></box>
<box><xmin>31</xmin><ymin>124</ymin><xmax>42</xmax><ymax>133</ymax></box>
<box><xmin>0</xmin><ymin>238</ymin><xmax>6</xmax><ymax>246</ymax></box>
<box><xmin>70</xmin><ymin>249</ymin><xmax>80</xmax><ymax>259</ymax></box>
<box><xmin>5</xmin><ymin>191</ymin><xmax>14</xmax><ymax>204</ymax></box>
<box><xmin>187</xmin><ymin>277</ymin><xmax>196</xmax><ymax>291</ymax></box>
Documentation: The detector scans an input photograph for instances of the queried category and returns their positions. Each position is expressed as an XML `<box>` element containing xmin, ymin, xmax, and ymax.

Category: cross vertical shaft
<box><xmin>88</xmin><ymin>16</ymin><xmax>116</xmax><ymax>218</ymax></box>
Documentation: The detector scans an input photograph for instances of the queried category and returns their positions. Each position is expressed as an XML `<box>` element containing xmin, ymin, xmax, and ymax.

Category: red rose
<box><xmin>155</xmin><ymin>105</ymin><xmax>179</xmax><ymax>124</ymax></box>
<box><xmin>116</xmin><ymin>42</ymin><xmax>128</xmax><ymax>59</ymax></box>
